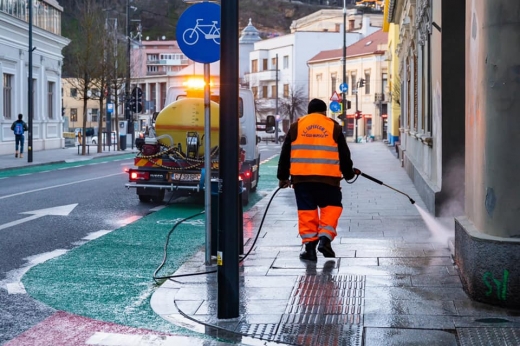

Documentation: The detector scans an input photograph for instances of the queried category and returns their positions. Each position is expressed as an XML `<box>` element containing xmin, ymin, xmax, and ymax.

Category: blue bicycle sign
<box><xmin>183</xmin><ymin>19</ymin><xmax>220</xmax><ymax>46</ymax></box>
<box><xmin>177</xmin><ymin>2</ymin><xmax>221</xmax><ymax>63</ymax></box>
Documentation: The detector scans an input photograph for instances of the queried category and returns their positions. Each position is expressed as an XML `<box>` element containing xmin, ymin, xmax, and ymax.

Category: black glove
<box><xmin>278</xmin><ymin>179</ymin><xmax>291</xmax><ymax>188</ymax></box>
<box><xmin>344</xmin><ymin>168</ymin><xmax>359</xmax><ymax>181</ymax></box>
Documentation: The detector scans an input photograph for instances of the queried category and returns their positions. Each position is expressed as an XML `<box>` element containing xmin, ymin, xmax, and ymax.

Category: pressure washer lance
<box><xmin>353</xmin><ymin>168</ymin><xmax>416</xmax><ymax>205</ymax></box>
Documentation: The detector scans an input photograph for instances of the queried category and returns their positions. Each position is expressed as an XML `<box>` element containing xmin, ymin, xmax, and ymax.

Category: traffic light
<box><xmin>346</xmin><ymin>100</ymin><xmax>351</xmax><ymax>109</ymax></box>
<box><xmin>358</xmin><ymin>78</ymin><xmax>365</xmax><ymax>88</ymax></box>
<box><xmin>355</xmin><ymin>111</ymin><xmax>362</xmax><ymax>120</ymax></box>
<box><xmin>130</xmin><ymin>87</ymin><xmax>143</xmax><ymax>114</ymax></box>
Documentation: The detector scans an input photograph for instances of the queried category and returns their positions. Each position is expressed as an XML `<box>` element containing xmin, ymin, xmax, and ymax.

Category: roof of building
<box><xmin>308</xmin><ymin>29</ymin><xmax>387</xmax><ymax>63</ymax></box>
<box><xmin>239</xmin><ymin>18</ymin><xmax>262</xmax><ymax>44</ymax></box>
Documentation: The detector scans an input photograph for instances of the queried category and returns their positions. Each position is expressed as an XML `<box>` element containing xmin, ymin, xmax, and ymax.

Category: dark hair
<box><xmin>308</xmin><ymin>99</ymin><xmax>327</xmax><ymax>114</ymax></box>
<box><xmin>18</xmin><ymin>114</ymin><xmax>23</xmax><ymax>120</ymax></box>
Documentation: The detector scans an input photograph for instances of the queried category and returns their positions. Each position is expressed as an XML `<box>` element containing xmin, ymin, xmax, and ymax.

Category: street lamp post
<box><xmin>342</xmin><ymin>0</ymin><xmax>347</xmax><ymax>134</ymax></box>
<box><xmin>27</xmin><ymin>0</ymin><xmax>33</xmax><ymax>162</ymax></box>
<box><xmin>125</xmin><ymin>0</ymin><xmax>132</xmax><ymax>148</ymax></box>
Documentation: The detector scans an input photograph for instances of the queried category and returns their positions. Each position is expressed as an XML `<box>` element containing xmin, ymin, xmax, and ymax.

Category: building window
<box><xmin>262</xmin><ymin>59</ymin><xmax>268</xmax><ymax>71</ymax></box>
<box><xmin>271</xmin><ymin>57</ymin><xmax>277</xmax><ymax>67</ymax></box>
<box><xmin>348</xmin><ymin>19</ymin><xmax>355</xmax><ymax>31</ymax></box>
<box><xmin>3</xmin><ymin>73</ymin><xmax>13</xmax><ymax>120</ymax></box>
<box><xmin>70</xmin><ymin>88</ymin><xmax>77</xmax><ymax>98</ymax></box>
<box><xmin>252</xmin><ymin>60</ymin><xmax>258</xmax><ymax>73</ymax></box>
<box><xmin>271</xmin><ymin>85</ymin><xmax>276</xmax><ymax>99</ymax></box>
<box><xmin>91</xmin><ymin>108</ymin><xmax>99</xmax><ymax>123</ymax></box>
<box><xmin>48</xmin><ymin>82</ymin><xmax>55</xmax><ymax>119</ymax></box>
<box><xmin>251</xmin><ymin>86</ymin><xmax>258</xmax><ymax>99</ymax></box>
<box><xmin>283</xmin><ymin>84</ymin><xmax>289</xmax><ymax>98</ymax></box>
<box><xmin>283</xmin><ymin>56</ymin><xmax>289</xmax><ymax>69</ymax></box>
<box><xmin>70</xmin><ymin>108</ymin><xmax>78</xmax><ymax>122</ymax></box>
<box><xmin>351</xmin><ymin>73</ymin><xmax>357</xmax><ymax>95</ymax></box>
<box><xmin>262</xmin><ymin>86</ymin><xmax>268</xmax><ymax>98</ymax></box>
<box><xmin>364</xmin><ymin>71</ymin><xmax>371</xmax><ymax>94</ymax></box>
<box><xmin>331</xmin><ymin>74</ymin><xmax>337</xmax><ymax>95</ymax></box>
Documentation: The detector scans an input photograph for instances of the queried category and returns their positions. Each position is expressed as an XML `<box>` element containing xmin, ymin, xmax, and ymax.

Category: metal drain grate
<box><xmin>458</xmin><ymin>327</ymin><xmax>520</xmax><ymax>346</ymax></box>
<box><xmin>275</xmin><ymin>323</ymin><xmax>362</xmax><ymax>346</ymax></box>
<box><xmin>238</xmin><ymin>275</ymin><xmax>365</xmax><ymax>345</ymax></box>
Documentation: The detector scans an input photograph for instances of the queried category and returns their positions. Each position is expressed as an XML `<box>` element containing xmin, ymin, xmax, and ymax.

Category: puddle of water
<box><xmin>414</xmin><ymin>204</ymin><xmax>453</xmax><ymax>244</ymax></box>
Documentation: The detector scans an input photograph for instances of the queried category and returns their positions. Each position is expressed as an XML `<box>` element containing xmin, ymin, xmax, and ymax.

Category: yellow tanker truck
<box><xmin>125</xmin><ymin>83</ymin><xmax>261</xmax><ymax>205</ymax></box>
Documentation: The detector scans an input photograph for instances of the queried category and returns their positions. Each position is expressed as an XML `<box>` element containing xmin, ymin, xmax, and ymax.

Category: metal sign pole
<box><xmin>204</xmin><ymin>63</ymin><xmax>212</xmax><ymax>265</ymax></box>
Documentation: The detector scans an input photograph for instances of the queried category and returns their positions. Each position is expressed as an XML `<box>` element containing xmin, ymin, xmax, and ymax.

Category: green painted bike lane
<box><xmin>22</xmin><ymin>155</ymin><xmax>281</xmax><ymax>336</ymax></box>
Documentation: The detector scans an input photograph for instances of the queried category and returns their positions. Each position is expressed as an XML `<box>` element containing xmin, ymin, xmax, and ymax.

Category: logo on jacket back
<box><xmin>302</xmin><ymin>124</ymin><xmax>329</xmax><ymax>138</ymax></box>
<box><xmin>14</xmin><ymin>122</ymin><xmax>24</xmax><ymax>135</ymax></box>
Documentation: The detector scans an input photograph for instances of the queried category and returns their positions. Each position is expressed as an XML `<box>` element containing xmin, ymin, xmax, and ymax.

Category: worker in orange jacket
<box><xmin>277</xmin><ymin>99</ymin><xmax>356</xmax><ymax>262</ymax></box>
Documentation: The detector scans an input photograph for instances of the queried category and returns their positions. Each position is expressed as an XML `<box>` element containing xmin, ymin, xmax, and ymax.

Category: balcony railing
<box><xmin>249</xmin><ymin>69</ymin><xmax>278</xmax><ymax>82</ymax></box>
<box><xmin>147</xmin><ymin>58</ymin><xmax>189</xmax><ymax>66</ymax></box>
<box><xmin>374</xmin><ymin>92</ymin><xmax>390</xmax><ymax>103</ymax></box>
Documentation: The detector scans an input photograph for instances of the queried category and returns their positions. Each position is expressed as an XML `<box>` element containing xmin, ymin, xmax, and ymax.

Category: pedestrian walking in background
<box><xmin>277</xmin><ymin>99</ymin><xmax>356</xmax><ymax>262</ymax></box>
<box><xmin>11</xmin><ymin>114</ymin><xmax>28</xmax><ymax>159</ymax></box>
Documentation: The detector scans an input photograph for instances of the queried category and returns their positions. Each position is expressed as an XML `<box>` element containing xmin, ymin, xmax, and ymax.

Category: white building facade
<box><xmin>0</xmin><ymin>1</ymin><xmax>69</xmax><ymax>155</ymax></box>
<box><xmin>248</xmin><ymin>9</ymin><xmax>383</xmax><ymax>122</ymax></box>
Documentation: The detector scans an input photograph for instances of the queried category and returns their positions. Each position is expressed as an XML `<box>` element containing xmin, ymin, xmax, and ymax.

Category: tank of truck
<box><xmin>154</xmin><ymin>97</ymin><xmax>220</xmax><ymax>155</ymax></box>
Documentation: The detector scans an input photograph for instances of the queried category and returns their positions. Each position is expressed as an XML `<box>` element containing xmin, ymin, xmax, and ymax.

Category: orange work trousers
<box><xmin>293</xmin><ymin>182</ymin><xmax>343</xmax><ymax>244</ymax></box>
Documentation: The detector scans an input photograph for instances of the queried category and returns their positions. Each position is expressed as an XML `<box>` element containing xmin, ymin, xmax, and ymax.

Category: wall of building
<box><xmin>0</xmin><ymin>13</ymin><xmax>69</xmax><ymax>155</ymax></box>
<box><xmin>387</xmin><ymin>23</ymin><xmax>400</xmax><ymax>144</ymax></box>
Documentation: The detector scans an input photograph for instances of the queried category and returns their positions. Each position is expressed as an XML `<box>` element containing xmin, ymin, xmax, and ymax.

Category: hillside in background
<box><xmin>59</xmin><ymin>0</ymin><xmax>359</xmax><ymax>76</ymax></box>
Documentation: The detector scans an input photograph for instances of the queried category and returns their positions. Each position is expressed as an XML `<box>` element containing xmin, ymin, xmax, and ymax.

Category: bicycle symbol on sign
<box><xmin>182</xmin><ymin>19</ymin><xmax>220</xmax><ymax>46</ymax></box>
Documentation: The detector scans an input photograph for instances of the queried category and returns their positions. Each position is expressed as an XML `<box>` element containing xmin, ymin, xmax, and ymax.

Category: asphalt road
<box><xmin>0</xmin><ymin>156</ymin><xmax>155</xmax><ymax>344</ymax></box>
<box><xmin>0</xmin><ymin>145</ymin><xmax>282</xmax><ymax>345</ymax></box>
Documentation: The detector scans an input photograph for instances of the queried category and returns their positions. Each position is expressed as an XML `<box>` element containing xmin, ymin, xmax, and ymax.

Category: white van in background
<box><xmin>256</xmin><ymin>124</ymin><xmax>286</xmax><ymax>143</ymax></box>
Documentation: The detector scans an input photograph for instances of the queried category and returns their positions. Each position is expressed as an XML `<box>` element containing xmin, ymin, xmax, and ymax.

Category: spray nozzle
<box><xmin>410</xmin><ymin>198</ymin><xmax>416</xmax><ymax>205</ymax></box>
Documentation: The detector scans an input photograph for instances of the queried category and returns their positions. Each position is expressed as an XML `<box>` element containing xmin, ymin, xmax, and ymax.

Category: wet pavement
<box><xmin>3</xmin><ymin>143</ymin><xmax>520</xmax><ymax>345</ymax></box>
<box><xmin>151</xmin><ymin>142</ymin><xmax>520</xmax><ymax>346</ymax></box>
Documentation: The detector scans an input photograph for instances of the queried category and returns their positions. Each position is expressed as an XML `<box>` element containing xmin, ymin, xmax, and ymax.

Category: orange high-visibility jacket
<box><xmin>289</xmin><ymin>113</ymin><xmax>342</xmax><ymax>178</ymax></box>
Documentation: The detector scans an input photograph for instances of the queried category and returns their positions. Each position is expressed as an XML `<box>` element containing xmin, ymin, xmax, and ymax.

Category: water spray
<box><xmin>353</xmin><ymin>168</ymin><xmax>416</xmax><ymax>205</ymax></box>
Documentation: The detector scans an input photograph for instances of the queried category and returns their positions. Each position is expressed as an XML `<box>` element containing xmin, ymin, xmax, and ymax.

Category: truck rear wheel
<box><xmin>151</xmin><ymin>189</ymin><xmax>165</xmax><ymax>204</ymax></box>
<box><xmin>138</xmin><ymin>195</ymin><xmax>151</xmax><ymax>203</ymax></box>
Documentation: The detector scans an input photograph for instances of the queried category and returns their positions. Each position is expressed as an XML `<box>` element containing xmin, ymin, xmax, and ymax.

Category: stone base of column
<box><xmin>455</xmin><ymin>217</ymin><xmax>520</xmax><ymax>308</ymax></box>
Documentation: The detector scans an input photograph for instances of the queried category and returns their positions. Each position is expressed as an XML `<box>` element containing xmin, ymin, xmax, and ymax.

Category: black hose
<box><xmin>152</xmin><ymin>187</ymin><xmax>283</xmax><ymax>283</ymax></box>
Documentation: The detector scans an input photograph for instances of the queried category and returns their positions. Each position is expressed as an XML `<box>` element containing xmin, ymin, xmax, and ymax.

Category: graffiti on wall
<box><xmin>483</xmin><ymin>269</ymin><xmax>509</xmax><ymax>301</ymax></box>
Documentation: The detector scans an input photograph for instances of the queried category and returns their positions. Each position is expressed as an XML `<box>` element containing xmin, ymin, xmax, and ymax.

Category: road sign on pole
<box><xmin>330</xmin><ymin>91</ymin><xmax>341</xmax><ymax>102</ymax></box>
<box><xmin>330</xmin><ymin>101</ymin><xmax>341</xmax><ymax>113</ymax></box>
<box><xmin>339</xmin><ymin>83</ymin><xmax>349</xmax><ymax>93</ymax></box>
<box><xmin>177</xmin><ymin>2</ymin><xmax>221</xmax><ymax>63</ymax></box>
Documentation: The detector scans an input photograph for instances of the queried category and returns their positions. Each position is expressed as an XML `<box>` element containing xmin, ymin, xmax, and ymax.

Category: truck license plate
<box><xmin>172</xmin><ymin>173</ymin><xmax>201</xmax><ymax>181</ymax></box>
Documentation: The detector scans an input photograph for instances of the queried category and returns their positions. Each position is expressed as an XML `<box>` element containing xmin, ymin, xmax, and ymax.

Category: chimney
<box><xmin>361</xmin><ymin>15</ymin><xmax>371</xmax><ymax>37</ymax></box>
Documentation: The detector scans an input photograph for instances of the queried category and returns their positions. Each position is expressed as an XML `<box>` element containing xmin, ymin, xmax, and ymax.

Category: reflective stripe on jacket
<box><xmin>289</xmin><ymin>113</ymin><xmax>341</xmax><ymax>178</ymax></box>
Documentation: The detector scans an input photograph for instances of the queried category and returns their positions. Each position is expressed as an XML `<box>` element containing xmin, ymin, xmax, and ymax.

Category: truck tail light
<box><xmin>130</xmin><ymin>170</ymin><xmax>150</xmax><ymax>181</ymax></box>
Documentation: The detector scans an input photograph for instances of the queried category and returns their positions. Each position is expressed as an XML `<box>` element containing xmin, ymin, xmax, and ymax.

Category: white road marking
<box><xmin>82</xmin><ymin>230</ymin><xmax>112</xmax><ymax>240</ymax></box>
<box><xmin>1</xmin><ymin>249</ymin><xmax>68</xmax><ymax>294</ymax></box>
<box><xmin>0</xmin><ymin>172</ymin><xmax>123</xmax><ymax>200</ymax></box>
<box><xmin>0</xmin><ymin>204</ymin><xmax>78</xmax><ymax>231</ymax></box>
<box><xmin>149</xmin><ymin>205</ymin><xmax>166</xmax><ymax>212</ymax></box>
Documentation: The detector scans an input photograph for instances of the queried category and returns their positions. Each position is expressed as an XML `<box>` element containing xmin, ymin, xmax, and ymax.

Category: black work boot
<box><xmin>299</xmin><ymin>240</ymin><xmax>318</xmax><ymax>262</ymax></box>
<box><xmin>318</xmin><ymin>236</ymin><xmax>336</xmax><ymax>258</ymax></box>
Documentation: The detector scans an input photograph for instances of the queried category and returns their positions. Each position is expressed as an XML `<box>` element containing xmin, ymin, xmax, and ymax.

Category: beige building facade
<box><xmin>308</xmin><ymin>30</ymin><xmax>388</xmax><ymax>141</ymax></box>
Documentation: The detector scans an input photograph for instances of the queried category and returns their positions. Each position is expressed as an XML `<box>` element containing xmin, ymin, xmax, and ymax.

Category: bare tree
<box><xmin>279</xmin><ymin>85</ymin><xmax>307</xmax><ymax>124</ymax></box>
<box><xmin>67</xmin><ymin>0</ymin><xmax>106</xmax><ymax>155</ymax></box>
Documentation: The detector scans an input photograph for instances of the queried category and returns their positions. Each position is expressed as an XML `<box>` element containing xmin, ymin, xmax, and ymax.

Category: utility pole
<box><xmin>218</xmin><ymin>0</ymin><xmax>240</xmax><ymax>319</ymax></box>
<box><xmin>342</xmin><ymin>0</ymin><xmax>347</xmax><ymax>134</ymax></box>
<box><xmin>354</xmin><ymin>83</ymin><xmax>358</xmax><ymax>142</ymax></box>
<box><xmin>275</xmin><ymin>53</ymin><xmax>279</xmax><ymax>144</ymax></box>
<box><xmin>27</xmin><ymin>0</ymin><xmax>33</xmax><ymax>162</ymax></box>
<box><xmin>125</xmin><ymin>0</ymin><xmax>132</xmax><ymax>149</ymax></box>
